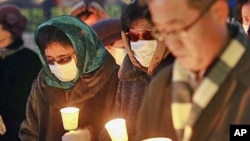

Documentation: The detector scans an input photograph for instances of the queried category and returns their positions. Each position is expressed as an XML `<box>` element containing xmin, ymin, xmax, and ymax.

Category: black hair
<box><xmin>120</xmin><ymin>0</ymin><xmax>152</xmax><ymax>32</ymax></box>
<box><xmin>36</xmin><ymin>26</ymin><xmax>72</xmax><ymax>51</ymax></box>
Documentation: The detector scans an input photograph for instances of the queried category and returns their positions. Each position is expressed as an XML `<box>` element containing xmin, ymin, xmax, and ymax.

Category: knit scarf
<box><xmin>0</xmin><ymin>38</ymin><xmax>24</xmax><ymax>59</ymax></box>
<box><xmin>0</xmin><ymin>46</ymin><xmax>23</xmax><ymax>59</ymax></box>
<box><xmin>171</xmin><ymin>39</ymin><xmax>245</xmax><ymax>141</ymax></box>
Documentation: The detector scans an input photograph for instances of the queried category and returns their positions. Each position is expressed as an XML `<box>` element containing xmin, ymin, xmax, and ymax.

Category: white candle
<box><xmin>60</xmin><ymin>107</ymin><xmax>79</xmax><ymax>131</ymax></box>
<box><xmin>105</xmin><ymin>118</ymin><xmax>128</xmax><ymax>141</ymax></box>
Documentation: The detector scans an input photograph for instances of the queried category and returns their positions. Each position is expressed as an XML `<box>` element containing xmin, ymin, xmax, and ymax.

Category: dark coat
<box><xmin>0</xmin><ymin>39</ymin><xmax>42</xmax><ymax>141</ymax></box>
<box><xmin>135</xmin><ymin>25</ymin><xmax>250</xmax><ymax>141</ymax></box>
<box><xmin>113</xmin><ymin>54</ymin><xmax>174</xmax><ymax>140</ymax></box>
<box><xmin>19</xmin><ymin>55</ymin><xmax>119</xmax><ymax>141</ymax></box>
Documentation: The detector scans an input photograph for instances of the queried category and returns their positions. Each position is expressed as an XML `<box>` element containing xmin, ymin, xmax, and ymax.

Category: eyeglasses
<box><xmin>47</xmin><ymin>53</ymin><xmax>76</xmax><ymax>65</ymax></box>
<box><xmin>126</xmin><ymin>29</ymin><xmax>155</xmax><ymax>42</ymax></box>
<box><xmin>152</xmin><ymin>0</ymin><xmax>216</xmax><ymax>40</ymax></box>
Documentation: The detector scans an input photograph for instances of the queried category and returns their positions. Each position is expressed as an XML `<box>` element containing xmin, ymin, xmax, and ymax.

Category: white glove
<box><xmin>0</xmin><ymin>115</ymin><xmax>6</xmax><ymax>135</ymax></box>
<box><xmin>62</xmin><ymin>128</ymin><xmax>91</xmax><ymax>141</ymax></box>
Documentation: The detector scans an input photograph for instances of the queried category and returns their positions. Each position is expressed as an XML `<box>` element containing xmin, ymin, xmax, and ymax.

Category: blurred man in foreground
<box><xmin>136</xmin><ymin>0</ymin><xmax>250</xmax><ymax>140</ymax></box>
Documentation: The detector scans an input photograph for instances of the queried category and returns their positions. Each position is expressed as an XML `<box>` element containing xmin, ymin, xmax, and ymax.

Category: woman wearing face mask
<box><xmin>101</xmin><ymin>1</ymin><xmax>175</xmax><ymax>140</ymax></box>
<box><xmin>19</xmin><ymin>15</ymin><xmax>119</xmax><ymax>141</ymax></box>
<box><xmin>91</xmin><ymin>18</ymin><xmax>127</xmax><ymax>66</ymax></box>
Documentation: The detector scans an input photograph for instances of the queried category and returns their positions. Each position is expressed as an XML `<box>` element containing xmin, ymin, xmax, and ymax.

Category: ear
<box><xmin>210</xmin><ymin>0</ymin><xmax>229</xmax><ymax>25</ymax></box>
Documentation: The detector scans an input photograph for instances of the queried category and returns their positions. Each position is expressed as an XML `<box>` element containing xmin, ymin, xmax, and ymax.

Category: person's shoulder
<box><xmin>153</xmin><ymin>65</ymin><xmax>173</xmax><ymax>82</ymax></box>
<box><xmin>16</xmin><ymin>47</ymin><xmax>38</xmax><ymax>57</ymax></box>
<box><xmin>16</xmin><ymin>48</ymin><xmax>42</xmax><ymax>68</ymax></box>
<box><xmin>98</xmin><ymin>53</ymin><xmax>120</xmax><ymax>76</ymax></box>
<box><xmin>29</xmin><ymin>70</ymin><xmax>46</xmax><ymax>96</ymax></box>
<box><xmin>20</xmin><ymin>47</ymin><xmax>37</xmax><ymax>53</ymax></box>
<box><xmin>144</xmin><ymin>65</ymin><xmax>173</xmax><ymax>101</ymax></box>
<box><xmin>21</xmin><ymin>47</ymin><xmax>41</xmax><ymax>59</ymax></box>
<box><xmin>147</xmin><ymin>64</ymin><xmax>173</xmax><ymax>92</ymax></box>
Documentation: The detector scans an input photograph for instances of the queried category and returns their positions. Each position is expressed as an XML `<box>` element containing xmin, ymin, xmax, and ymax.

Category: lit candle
<box><xmin>105</xmin><ymin>118</ymin><xmax>128</xmax><ymax>141</ymax></box>
<box><xmin>60</xmin><ymin>107</ymin><xmax>79</xmax><ymax>131</ymax></box>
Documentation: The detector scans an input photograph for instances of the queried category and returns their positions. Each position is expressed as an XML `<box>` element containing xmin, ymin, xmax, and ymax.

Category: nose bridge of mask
<box><xmin>50</xmin><ymin>61</ymin><xmax>73</xmax><ymax>73</ymax></box>
<box><xmin>130</xmin><ymin>40</ymin><xmax>157</xmax><ymax>55</ymax></box>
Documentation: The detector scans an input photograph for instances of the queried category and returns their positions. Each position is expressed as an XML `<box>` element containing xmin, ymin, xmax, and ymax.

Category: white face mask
<box><xmin>110</xmin><ymin>48</ymin><xmax>127</xmax><ymax>66</ymax></box>
<box><xmin>49</xmin><ymin>59</ymin><xmax>78</xmax><ymax>82</ymax></box>
<box><xmin>130</xmin><ymin>40</ymin><xmax>157</xmax><ymax>67</ymax></box>
<box><xmin>242</xmin><ymin>24</ymin><xmax>249</xmax><ymax>34</ymax></box>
